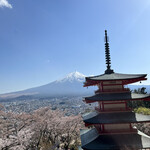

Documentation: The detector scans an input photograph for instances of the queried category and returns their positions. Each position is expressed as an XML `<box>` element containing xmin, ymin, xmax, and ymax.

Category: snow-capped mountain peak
<box><xmin>57</xmin><ymin>71</ymin><xmax>85</xmax><ymax>83</ymax></box>
<box><xmin>66</xmin><ymin>71</ymin><xmax>85</xmax><ymax>79</ymax></box>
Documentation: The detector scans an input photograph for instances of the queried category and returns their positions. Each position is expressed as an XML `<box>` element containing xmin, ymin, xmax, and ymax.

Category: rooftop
<box><xmin>85</xmin><ymin>73</ymin><xmax>146</xmax><ymax>82</ymax></box>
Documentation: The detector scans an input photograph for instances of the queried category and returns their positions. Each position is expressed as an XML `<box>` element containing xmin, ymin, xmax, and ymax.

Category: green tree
<box><xmin>128</xmin><ymin>87</ymin><xmax>149</xmax><ymax>109</ymax></box>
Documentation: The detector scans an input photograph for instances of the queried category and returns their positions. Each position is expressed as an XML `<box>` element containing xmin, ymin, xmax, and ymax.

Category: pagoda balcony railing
<box><xmin>98</xmin><ymin>128</ymin><xmax>137</xmax><ymax>135</ymax></box>
<box><xmin>95</xmin><ymin>88</ymin><xmax>130</xmax><ymax>94</ymax></box>
<box><xmin>95</xmin><ymin>106</ymin><xmax>132</xmax><ymax>112</ymax></box>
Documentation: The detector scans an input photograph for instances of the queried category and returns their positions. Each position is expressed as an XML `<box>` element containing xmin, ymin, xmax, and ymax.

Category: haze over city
<box><xmin>0</xmin><ymin>0</ymin><xmax>150</xmax><ymax>94</ymax></box>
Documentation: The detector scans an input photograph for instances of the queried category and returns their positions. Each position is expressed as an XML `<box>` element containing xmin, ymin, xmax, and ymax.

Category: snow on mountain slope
<box><xmin>56</xmin><ymin>71</ymin><xmax>85</xmax><ymax>83</ymax></box>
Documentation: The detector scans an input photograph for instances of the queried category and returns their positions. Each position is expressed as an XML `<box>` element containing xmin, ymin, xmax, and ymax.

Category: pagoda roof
<box><xmin>83</xmin><ymin>111</ymin><xmax>150</xmax><ymax>124</ymax></box>
<box><xmin>86</xmin><ymin>73</ymin><xmax>146</xmax><ymax>81</ymax></box>
<box><xmin>80</xmin><ymin>128</ymin><xmax>150</xmax><ymax>150</ymax></box>
<box><xmin>84</xmin><ymin>73</ymin><xmax>147</xmax><ymax>86</ymax></box>
<box><xmin>84</xmin><ymin>92</ymin><xmax>150</xmax><ymax>103</ymax></box>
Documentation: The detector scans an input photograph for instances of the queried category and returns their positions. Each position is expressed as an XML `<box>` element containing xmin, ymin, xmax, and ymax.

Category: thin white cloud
<box><xmin>0</xmin><ymin>0</ymin><xmax>12</xmax><ymax>8</ymax></box>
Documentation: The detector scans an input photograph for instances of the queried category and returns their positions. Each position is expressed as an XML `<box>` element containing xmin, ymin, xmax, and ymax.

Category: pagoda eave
<box><xmin>83</xmin><ymin>111</ymin><xmax>150</xmax><ymax>124</ymax></box>
<box><xmin>84</xmin><ymin>92</ymin><xmax>150</xmax><ymax>103</ymax></box>
<box><xmin>80</xmin><ymin>128</ymin><xmax>150</xmax><ymax>150</ymax></box>
<box><xmin>84</xmin><ymin>76</ymin><xmax>147</xmax><ymax>87</ymax></box>
<box><xmin>84</xmin><ymin>120</ymin><xmax>150</xmax><ymax>127</ymax></box>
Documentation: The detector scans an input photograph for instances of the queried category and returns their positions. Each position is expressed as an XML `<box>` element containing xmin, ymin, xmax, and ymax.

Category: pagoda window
<box><xmin>104</xmin><ymin>123</ymin><xmax>130</xmax><ymax>132</ymax></box>
<box><xmin>103</xmin><ymin>101</ymin><xmax>126</xmax><ymax>111</ymax></box>
<box><xmin>96</xmin><ymin>81</ymin><xmax>124</xmax><ymax>93</ymax></box>
<box><xmin>103</xmin><ymin>81</ymin><xmax>122</xmax><ymax>85</ymax></box>
<box><xmin>100</xmin><ymin>81</ymin><xmax>125</xmax><ymax>92</ymax></box>
<box><xmin>103</xmin><ymin>85</ymin><xmax>122</xmax><ymax>90</ymax></box>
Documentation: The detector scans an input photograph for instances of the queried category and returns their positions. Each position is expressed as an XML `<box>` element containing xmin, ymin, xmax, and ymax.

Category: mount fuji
<box><xmin>25</xmin><ymin>71</ymin><xmax>92</xmax><ymax>97</ymax></box>
<box><xmin>0</xmin><ymin>72</ymin><xmax>95</xmax><ymax>99</ymax></box>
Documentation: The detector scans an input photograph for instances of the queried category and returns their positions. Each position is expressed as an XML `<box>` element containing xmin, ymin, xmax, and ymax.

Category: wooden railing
<box><xmin>95</xmin><ymin>88</ymin><xmax>130</xmax><ymax>94</ymax></box>
<box><xmin>98</xmin><ymin>128</ymin><xmax>137</xmax><ymax>135</ymax></box>
<box><xmin>95</xmin><ymin>107</ymin><xmax>132</xmax><ymax>112</ymax></box>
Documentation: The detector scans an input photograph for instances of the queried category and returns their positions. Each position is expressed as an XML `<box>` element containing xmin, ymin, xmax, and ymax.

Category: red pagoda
<box><xmin>80</xmin><ymin>30</ymin><xmax>150</xmax><ymax>150</ymax></box>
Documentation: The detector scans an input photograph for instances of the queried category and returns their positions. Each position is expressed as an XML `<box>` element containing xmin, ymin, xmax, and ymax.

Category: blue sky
<box><xmin>0</xmin><ymin>0</ymin><xmax>150</xmax><ymax>93</ymax></box>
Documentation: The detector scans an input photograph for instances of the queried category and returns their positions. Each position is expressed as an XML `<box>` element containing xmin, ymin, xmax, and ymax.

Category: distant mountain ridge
<box><xmin>0</xmin><ymin>71</ymin><xmax>149</xmax><ymax>99</ymax></box>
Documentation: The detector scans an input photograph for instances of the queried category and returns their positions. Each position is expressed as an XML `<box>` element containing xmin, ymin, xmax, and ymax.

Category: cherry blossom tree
<box><xmin>0</xmin><ymin>106</ymin><xmax>84</xmax><ymax>149</ymax></box>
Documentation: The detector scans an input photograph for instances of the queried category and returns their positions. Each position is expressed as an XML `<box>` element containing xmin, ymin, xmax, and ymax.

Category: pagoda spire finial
<box><xmin>104</xmin><ymin>30</ymin><xmax>114</xmax><ymax>74</ymax></box>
